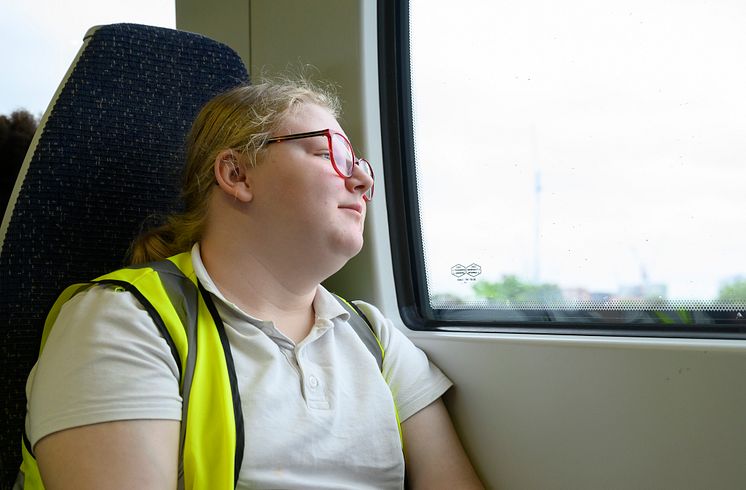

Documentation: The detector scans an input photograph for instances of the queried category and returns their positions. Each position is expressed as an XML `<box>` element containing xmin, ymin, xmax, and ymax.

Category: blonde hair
<box><xmin>128</xmin><ymin>79</ymin><xmax>342</xmax><ymax>264</ymax></box>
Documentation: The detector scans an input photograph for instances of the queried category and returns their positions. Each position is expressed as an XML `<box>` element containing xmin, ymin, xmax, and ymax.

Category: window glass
<box><xmin>1</xmin><ymin>0</ymin><xmax>175</xmax><ymax>116</ymax></box>
<box><xmin>407</xmin><ymin>0</ymin><xmax>746</xmax><ymax>327</ymax></box>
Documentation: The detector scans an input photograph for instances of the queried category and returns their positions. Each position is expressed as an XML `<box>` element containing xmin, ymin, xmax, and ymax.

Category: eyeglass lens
<box><xmin>331</xmin><ymin>133</ymin><xmax>354</xmax><ymax>176</ymax></box>
<box><xmin>329</xmin><ymin>131</ymin><xmax>374</xmax><ymax>200</ymax></box>
<box><xmin>358</xmin><ymin>159</ymin><xmax>374</xmax><ymax>200</ymax></box>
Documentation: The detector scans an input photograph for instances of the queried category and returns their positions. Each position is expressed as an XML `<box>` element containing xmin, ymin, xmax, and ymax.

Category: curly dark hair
<box><xmin>0</xmin><ymin>109</ymin><xmax>38</xmax><ymax>214</ymax></box>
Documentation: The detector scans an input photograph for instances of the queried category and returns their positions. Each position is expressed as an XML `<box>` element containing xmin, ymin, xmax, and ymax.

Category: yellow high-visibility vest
<box><xmin>18</xmin><ymin>252</ymin><xmax>388</xmax><ymax>489</ymax></box>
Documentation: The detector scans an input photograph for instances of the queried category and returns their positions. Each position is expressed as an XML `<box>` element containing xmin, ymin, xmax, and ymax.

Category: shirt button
<box><xmin>308</xmin><ymin>375</ymin><xmax>319</xmax><ymax>388</ymax></box>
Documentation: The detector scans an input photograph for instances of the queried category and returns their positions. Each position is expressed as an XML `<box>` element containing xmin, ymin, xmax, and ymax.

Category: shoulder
<box><xmin>350</xmin><ymin>300</ymin><xmax>453</xmax><ymax>421</ymax></box>
<box><xmin>348</xmin><ymin>299</ymin><xmax>422</xmax><ymax>367</ymax></box>
<box><xmin>60</xmin><ymin>282</ymin><xmax>149</xmax><ymax>319</ymax></box>
<box><xmin>44</xmin><ymin>284</ymin><xmax>170</xmax><ymax>362</ymax></box>
<box><xmin>349</xmin><ymin>299</ymin><xmax>408</xmax><ymax>348</ymax></box>
<box><xmin>45</xmin><ymin>283</ymin><xmax>176</xmax><ymax>364</ymax></box>
<box><xmin>349</xmin><ymin>299</ymin><xmax>384</xmax><ymax>320</ymax></box>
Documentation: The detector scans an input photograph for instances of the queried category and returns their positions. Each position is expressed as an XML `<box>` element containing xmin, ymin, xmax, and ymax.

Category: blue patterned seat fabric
<box><xmin>0</xmin><ymin>23</ymin><xmax>249</xmax><ymax>487</ymax></box>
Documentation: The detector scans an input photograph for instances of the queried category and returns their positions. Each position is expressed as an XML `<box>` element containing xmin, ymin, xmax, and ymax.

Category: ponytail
<box><xmin>128</xmin><ymin>213</ymin><xmax>204</xmax><ymax>264</ymax></box>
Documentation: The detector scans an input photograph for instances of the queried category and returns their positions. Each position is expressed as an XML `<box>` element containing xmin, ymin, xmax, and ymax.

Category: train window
<box><xmin>378</xmin><ymin>0</ymin><xmax>746</xmax><ymax>337</ymax></box>
<box><xmin>1</xmin><ymin>0</ymin><xmax>175</xmax><ymax>116</ymax></box>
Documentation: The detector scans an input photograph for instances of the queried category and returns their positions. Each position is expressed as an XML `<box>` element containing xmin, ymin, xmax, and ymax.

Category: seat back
<box><xmin>0</xmin><ymin>23</ymin><xmax>248</xmax><ymax>487</ymax></box>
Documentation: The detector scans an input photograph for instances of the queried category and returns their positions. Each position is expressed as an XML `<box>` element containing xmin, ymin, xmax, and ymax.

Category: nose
<box><xmin>346</xmin><ymin>160</ymin><xmax>375</xmax><ymax>200</ymax></box>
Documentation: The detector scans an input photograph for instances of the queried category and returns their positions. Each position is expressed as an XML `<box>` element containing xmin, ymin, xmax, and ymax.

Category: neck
<box><xmin>201</xmin><ymin>238</ymin><xmax>316</xmax><ymax>312</ymax></box>
<box><xmin>198</xmin><ymin>229</ymin><xmax>331</xmax><ymax>343</ymax></box>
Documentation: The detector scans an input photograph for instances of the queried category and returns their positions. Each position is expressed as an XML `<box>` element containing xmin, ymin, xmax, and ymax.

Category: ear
<box><xmin>213</xmin><ymin>149</ymin><xmax>253</xmax><ymax>202</ymax></box>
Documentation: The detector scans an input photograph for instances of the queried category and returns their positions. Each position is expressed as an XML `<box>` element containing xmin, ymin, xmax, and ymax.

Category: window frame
<box><xmin>376</xmin><ymin>0</ymin><xmax>746</xmax><ymax>339</ymax></box>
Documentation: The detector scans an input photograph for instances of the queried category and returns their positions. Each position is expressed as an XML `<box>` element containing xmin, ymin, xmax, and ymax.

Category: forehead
<box><xmin>281</xmin><ymin>103</ymin><xmax>345</xmax><ymax>136</ymax></box>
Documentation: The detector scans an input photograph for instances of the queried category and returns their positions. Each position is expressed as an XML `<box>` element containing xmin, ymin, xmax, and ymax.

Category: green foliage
<box><xmin>718</xmin><ymin>279</ymin><xmax>746</xmax><ymax>303</ymax></box>
<box><xmin>1</xmin><ymin>109</ymin><xmax>40</xmax><ymax>212</ymax></box>
<box><xmin>472</xmin><ymin>275</ymin><xmax>562</xmax><ymax>304</ymax></box>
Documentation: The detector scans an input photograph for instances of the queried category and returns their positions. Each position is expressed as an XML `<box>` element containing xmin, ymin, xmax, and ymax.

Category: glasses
<box><xmin>265</xmin><ymin>129</ymin><xmax>375</xmax><ymax>201</ymax></box>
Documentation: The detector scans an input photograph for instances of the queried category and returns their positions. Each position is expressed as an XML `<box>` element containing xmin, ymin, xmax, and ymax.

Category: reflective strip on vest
<box><xmin>108</xmin><ymin>252</ymin><xmax>241</xmax><ymax>490</ymax></box>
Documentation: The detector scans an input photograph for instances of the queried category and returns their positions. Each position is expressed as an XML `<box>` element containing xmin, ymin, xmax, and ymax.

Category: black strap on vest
<box><xmin>93</xmin><ymin>274</ymin><xmax>246</xmax><ymax>487</ymax></box>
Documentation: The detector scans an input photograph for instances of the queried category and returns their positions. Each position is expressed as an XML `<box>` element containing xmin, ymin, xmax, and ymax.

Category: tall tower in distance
<box><xmin>530</xmin><ymin>124</ymin><xmax>542</xmax><ymax>284</ymax></box>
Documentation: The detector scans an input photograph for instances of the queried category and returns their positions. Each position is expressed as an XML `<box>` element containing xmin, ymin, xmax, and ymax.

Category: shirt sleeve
<box><xmin>352</xmin><ymin>300</ymin><xmax>453</xmax><ymax>422</ymax></box>
<box><xmin>26</xmin><ymin>284</ymin><xmax>182</xmax><ymax>448</ymax></box>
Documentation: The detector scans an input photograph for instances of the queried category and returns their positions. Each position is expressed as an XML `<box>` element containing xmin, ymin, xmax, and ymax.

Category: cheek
<box><xmin>272</xmin><ymin>164</ymin><xmax>344</xmax><ymax>211</ymax></box>
<box><xmin>289</xmin><ymin>179</ymin><xmax>335</xmax><ymax>219</ymax></box>
<box><xmin>309</xmin><ymin>171</ymin><xmax>345</xmax><ymax>201</ymax></box>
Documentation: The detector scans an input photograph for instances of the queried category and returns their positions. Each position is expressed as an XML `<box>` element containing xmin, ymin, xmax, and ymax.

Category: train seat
<box><xmin>0</xmin><ymin>23</ymin><xmax>249</xmax><ymax>487</ymax></box>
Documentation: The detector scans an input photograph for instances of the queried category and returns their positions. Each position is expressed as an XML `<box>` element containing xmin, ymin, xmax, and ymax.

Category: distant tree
<box><xmin>473</xmin><ymin>275</ymin><xmax>562</xmax><ymax>304</ymax></box>
<box><xmin>718</xmin><ymin>279</ymin><xmax>746</xmax><ymax>303</ymax></box>
<box><xmin>1</xmin><ymin>109</ymin><xmax>39</xmax><ymax>214</ymax></box>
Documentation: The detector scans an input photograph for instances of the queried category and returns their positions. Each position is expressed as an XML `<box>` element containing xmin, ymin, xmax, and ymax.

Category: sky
<box><xmin>0</xmin><ymin>0</ymin><xmax>175</xmax><ymax>116</ymax></box>
<box><xmin>410</xmin><ymin>0</ymin><xmax>746</xmax><ymax>303</ymax></box>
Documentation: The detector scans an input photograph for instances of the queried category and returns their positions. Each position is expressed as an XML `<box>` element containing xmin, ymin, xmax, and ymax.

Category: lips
<box><xmin>339</xmin><ymin>202</ymin><xmax>363</xmax><ymax>215</ymax></box>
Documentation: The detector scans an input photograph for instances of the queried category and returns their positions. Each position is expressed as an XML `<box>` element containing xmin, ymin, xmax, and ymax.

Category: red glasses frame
<box><xmin>266</xmin><ymin>129</ymin><xmax>374</xmax><ymax>200</ymax></box>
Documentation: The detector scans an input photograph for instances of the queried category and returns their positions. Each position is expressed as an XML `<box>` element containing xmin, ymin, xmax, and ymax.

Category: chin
<box><xmin>344</xmin><ymin>238</ymin><xmax>365</xmax><ymax>259</ymax></box>
<box><xmin>331</xmin><ymin>233</ymin><xmax>365</xmax><ymax>260</ymax></box>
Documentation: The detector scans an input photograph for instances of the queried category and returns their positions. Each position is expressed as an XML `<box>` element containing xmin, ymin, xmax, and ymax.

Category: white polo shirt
<box><xmin>26</xmin><ymin>245</ymin><xmax>452</xmax><ymax>489</ymax></box>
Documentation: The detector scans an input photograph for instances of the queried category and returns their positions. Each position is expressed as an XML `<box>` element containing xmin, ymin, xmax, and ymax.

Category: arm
<box><xmin>402</xmin><ymin>398</ymin><xmax>484</xmax><ymax>490</ymax></box>
<box><xmin>35</xmin><ymin>419</ymin><xmax>179</xmax><ymax>489</ymax></box>
<box><xmin>27</xmin><ymin>286</ymin><xmax>184</xmax><ymax>488</ymax></box>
